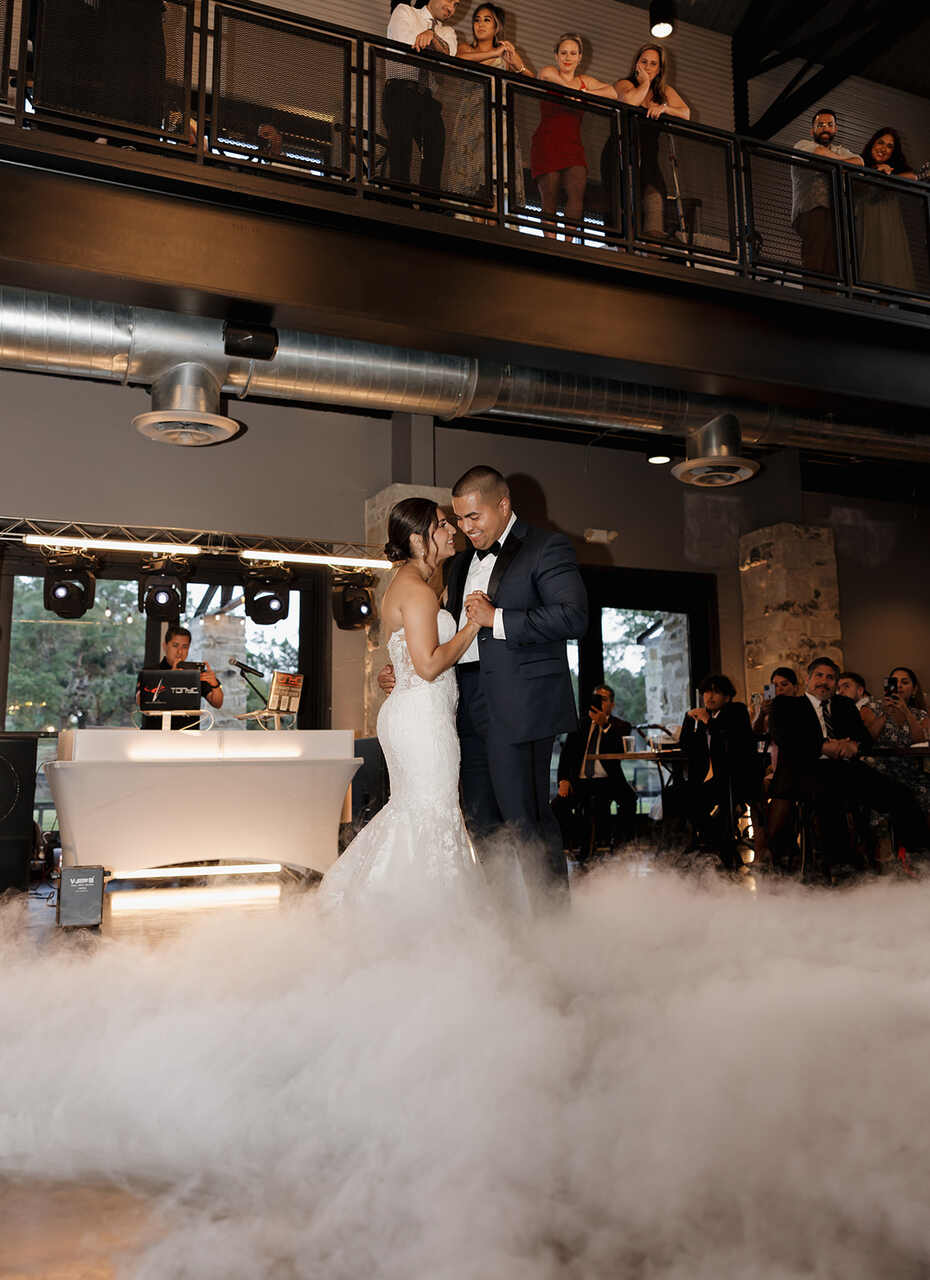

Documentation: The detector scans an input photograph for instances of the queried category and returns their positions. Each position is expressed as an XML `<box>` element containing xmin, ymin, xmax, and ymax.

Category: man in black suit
<box><xmin>553</xmin><ymin>684</ymin><xmax>636</xmax><ymax>858</ymax></box>
<box><xmin>678</xmin><ymin>674</ymin><xmax>756</xmax><ymax>870</ymax></box>
<box><xmin>446</xmin><ymin>466</ymin><xmax>588</xmax><ymax>906</ymax></box>
<box><xmin>769</xmin><ymin>656</ymin><xmax>925</xmax><ymax>876</ymax></box>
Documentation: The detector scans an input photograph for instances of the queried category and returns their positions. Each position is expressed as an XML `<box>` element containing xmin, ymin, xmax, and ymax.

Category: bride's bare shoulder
<box><xmin>384</xmin><ymin>571</ymin><xmax>437</xmax><ymax>626</ymax></box>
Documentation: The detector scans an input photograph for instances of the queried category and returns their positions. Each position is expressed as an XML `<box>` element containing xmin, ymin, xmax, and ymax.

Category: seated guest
<box><xmin>791</xmin><ymin>109</ymin><xmax>863</xmax><ymax>275</ymax></box>
<box><xmin>135</xmin><ymin>624</ymin><xmax>223</xmax><ymax>730</ymax></box>
<box><xmin>769</xmin><ymin>657</ymin><xmax>925</xmax><ymax>878</ymax></box>
<box><xmin>751</xmin><ymin>665</ymin><xmax>799</xmax><ymax>737</ymax></box>
<box><xmin>750</xmin><ymin>666</ymin><xmax>798</xmax><ymax>864</ymax></box>
<box><xmin>385</xmin><ymin>0</ymin><xmax>459</xmax><ymax>190</ymax></box>
<box><xmin>679</xmin><ymin>674</ymin><xmax>755</xmax><ymax>870</ymax></box>
<box><xmin>531</xmin><ymin>34</ymin><xmax>617</xmax><ymax>240</ymax></box>
<box><xmin>861</xmin><ymin>666</ymin><xmax>930</xmax><ymax>822</ymax></box>
<box><xmin>609</xmin><ymin>43</ymin><xmax>690</xmax><ymax>237</ymax></box>
<box><xmin>553</xmin><ymin>683</ymin><xmax>636</xmax><ymax>858</ymax></box>
<box><xmin>855</xmin><ymin>126</ymin><xmax>917</xmax><ymax>291</ymax></box>
<box><xmin>837</xmin><ymin>670</ymin><xmax>872</xmax><ymax>710</ymax></box>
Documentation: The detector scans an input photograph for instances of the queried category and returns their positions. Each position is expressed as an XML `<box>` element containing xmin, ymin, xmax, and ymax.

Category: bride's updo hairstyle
<box><xmin>384</xmin><ymin>497</ymin><xmax>439</xmax><ymax>563</ymax></box>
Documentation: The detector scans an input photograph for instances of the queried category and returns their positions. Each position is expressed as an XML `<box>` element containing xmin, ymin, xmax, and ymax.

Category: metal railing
<box><xmin>2</xmin><ymin>0</ymin><xmax>929</xmax><ymax>312</ymax></box>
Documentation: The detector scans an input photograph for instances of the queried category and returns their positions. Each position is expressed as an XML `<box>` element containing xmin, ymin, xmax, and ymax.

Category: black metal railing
<box><xmin>3</xmin><ymin>0</ymin><xmax>929</xmax><ymax>312</ymax></box>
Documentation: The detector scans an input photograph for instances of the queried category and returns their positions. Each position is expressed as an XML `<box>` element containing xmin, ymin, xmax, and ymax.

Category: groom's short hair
<box><xmin>451</xmin><ymin>465</ymin><xmax>509</xmax><ymax>500</ymax></box>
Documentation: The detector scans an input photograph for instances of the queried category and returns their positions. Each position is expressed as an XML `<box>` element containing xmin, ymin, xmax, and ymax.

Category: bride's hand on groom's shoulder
<box><xmin>377</xmin><ymin>663</ymin><xmax>396</xmax><ymax>694</ymax></box>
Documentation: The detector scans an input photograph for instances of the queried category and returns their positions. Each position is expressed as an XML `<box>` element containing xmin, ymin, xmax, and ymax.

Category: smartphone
<box><xmin>178</xmin><ymin>660</ymin><xmax>206</xmax><ymax>671</ymax></box>
<box><xmin>884</xmin><ymin>675</ymin><xmax>898</xmax><ymax>696</ymax></box>
<box><xmin>763</xmin><ymin>683</ymin><xmax>775</xmax><ymax>701</ymax></box>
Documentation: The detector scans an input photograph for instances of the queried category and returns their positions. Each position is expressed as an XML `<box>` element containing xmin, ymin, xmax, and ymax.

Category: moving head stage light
<box><xmin>245</xmin><ymin>571</ymin><xmax>291</xmax><ymax>625</ymax></box>
<box><xmin>44</xmin><ymin>563</ymin><xmax>96</xmax><ymax>619</ymax></box>
<box><xmin>333</xmin><ymin>582</ymin><xmax>374</xmax><ymax>630</ymax></box>
<box><xmin>139</xmin><ymin>572</ymin><xmax>187</xmax><ymax>620</ymax></box>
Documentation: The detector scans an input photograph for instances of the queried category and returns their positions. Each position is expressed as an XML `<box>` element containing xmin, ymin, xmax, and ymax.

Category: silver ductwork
<box><xmin>0</xmin><ymin>286</ymin><xmax>927</xmax><ymax>470</ymax></box>
<box><xmin>671</xmin><ymin>413</ymin><xmax>760</xmax><ymax>488</ymax></box>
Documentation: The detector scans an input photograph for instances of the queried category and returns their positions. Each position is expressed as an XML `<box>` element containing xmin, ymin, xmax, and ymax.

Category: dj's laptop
<box><xmin>138</xmin><ymin>669</ymin><xmax>201</xmax><ymax>714</ymax></box>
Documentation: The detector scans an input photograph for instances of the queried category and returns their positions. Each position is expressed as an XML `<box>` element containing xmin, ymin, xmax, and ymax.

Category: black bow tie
<box><xmin>475</xmin><ymin>541</ymin><xmax>502</xmax><ymax>561</ymax></box>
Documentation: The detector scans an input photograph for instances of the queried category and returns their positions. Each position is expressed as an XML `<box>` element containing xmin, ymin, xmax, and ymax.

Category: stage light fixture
<box><xmin>649</xmin><ymin>0</ymin><xmax>675</xmax><ymax>38</ymax></box>
<box><xmin>333</xmin><ymin>583</ymin><xmax>374</xmax><ymax>630</ymax></box>
<box><xmin>139</xmin><ymin>573</ymin><xmax>187</xmax><ymax>620</ymax></box>
<box><xmin>245</xmin><ymin>572</ymin><xmax>291</xmax><ymax>625</ymax></box>
<box><xmin>44</xmin><ymin>564</ymin><xmax>96</xmax><ymax>619</ymax></box>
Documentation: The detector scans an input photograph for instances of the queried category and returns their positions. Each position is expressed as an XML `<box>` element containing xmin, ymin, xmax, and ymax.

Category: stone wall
<box><xmin>739</xmin><ymin>522</ymin><xmax>843</xmax><ymax>698</ymax></box>
<box><xmin>643</xmin><ymin>613</ymin><xmax>691</xmax><ymax>738</ymax></box>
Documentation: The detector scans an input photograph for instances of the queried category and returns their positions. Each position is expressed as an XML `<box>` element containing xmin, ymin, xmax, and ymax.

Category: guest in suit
<box><xmin>447</xmin><ymin>466</ymin><xmax>588</xmax><ymax>906</ymax></box>
<box><xmin>769</xmin><ymin>656</ymin><xmax>926</xmax><ymax>877</ymax></box>
<box><xmin>553</xmin><ymin>683</ymin><xmax>636</xmax><ymax>858</ymax></box>
<box><xmin>679</xmin><ymin>674</ymin><xmax>755</xmax><ymax>870</ymax></box>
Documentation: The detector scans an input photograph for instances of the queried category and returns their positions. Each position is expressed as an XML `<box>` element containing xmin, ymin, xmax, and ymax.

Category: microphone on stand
<box><xmin>229</xmin><ymin>656</ymin><xmax>265</xmax><ymax>678</ymax></box>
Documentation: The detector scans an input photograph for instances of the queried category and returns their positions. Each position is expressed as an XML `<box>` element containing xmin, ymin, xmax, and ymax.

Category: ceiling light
<box><xmin>647</xmin><ymin>454</ymin><xmax>672</xmax><ymax>465</ymax></box>
<box><xmin>24</xmin><ymin>535</ymin><xmax>202</xmax><ymax>556</ymax></box>
<box><xmin>240</xmin><ymin>549</ymin><xmax>391</xmax><ymax>570</ymax></box>
<box><xmin>649</xmin><ymin>0</ymin><xmax>675</xmax><ymax>38</ymax></box>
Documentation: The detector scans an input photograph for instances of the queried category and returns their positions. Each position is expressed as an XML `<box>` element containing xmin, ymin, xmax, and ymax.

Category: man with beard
<box><xmin>791</xmin><ymin>108</ymin><xmax>863</xmax><ymax>275</ymax></box>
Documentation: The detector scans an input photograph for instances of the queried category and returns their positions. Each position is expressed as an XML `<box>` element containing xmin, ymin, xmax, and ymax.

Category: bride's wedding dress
<box><xmin>318</xmin><ymin>610</ymin><xmax>485</xmax><ymax>912</ymax></box>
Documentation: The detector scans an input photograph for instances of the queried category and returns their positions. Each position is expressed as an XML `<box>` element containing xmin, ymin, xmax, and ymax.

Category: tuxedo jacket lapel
<box><xmin>446</xmin><ymin>550</ymin><xmax>473</xmax><ymax>622</ymax></box>
<box><xmin>487</xmin><ymin>520</ymin><xmax>526</xmax><ymax>601</ymax></box>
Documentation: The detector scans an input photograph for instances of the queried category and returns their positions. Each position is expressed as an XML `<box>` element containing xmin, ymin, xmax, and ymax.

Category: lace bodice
<box><xmin>387</xmin><ymin>609</ymin><xmax>458</xmax><ymax>695</ymax></box>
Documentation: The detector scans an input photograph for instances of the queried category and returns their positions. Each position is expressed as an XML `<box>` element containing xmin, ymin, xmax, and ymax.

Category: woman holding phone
<box><xmin>861</xmin><ymin>666</ymin><xmax>930</xmax><ymax>821</ymax></box>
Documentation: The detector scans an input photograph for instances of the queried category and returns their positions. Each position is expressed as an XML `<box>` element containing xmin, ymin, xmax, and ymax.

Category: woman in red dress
<box><xmin>531</xmin><ymin>33</ymin><xmax>617</xmax><ymax>239</ymax></box>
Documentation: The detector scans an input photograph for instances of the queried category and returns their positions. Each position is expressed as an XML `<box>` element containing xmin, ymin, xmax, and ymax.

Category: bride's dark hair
<box><xmin>384</xmin><ymin>498</ymin><xmax>439</xmax><ymax>563</ymax></box>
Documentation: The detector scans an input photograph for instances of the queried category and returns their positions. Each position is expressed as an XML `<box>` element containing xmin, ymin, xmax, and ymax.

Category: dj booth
<box><xmin>45</xmin><ymin>729</ymin><xmax>362</xmax><ymax>877</ymax></box>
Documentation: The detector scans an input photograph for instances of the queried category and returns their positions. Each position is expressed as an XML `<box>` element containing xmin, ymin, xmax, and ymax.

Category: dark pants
<box><xmin>796</xmin><ymin>206</ymin><xmax>838</xmax><ymax>276</ymax></box>
<box><xmin>382</xmin><ymin>78</ymin><xmax>445</xmax><ymax>189</ymax></box>
<box><xmin>688</xmin><ymin>775</ymin><xmax>741</xmax><ymax>869</ymax></box>
<box><xmin>552</xmin><ymin>776</ymin><xmax>635</xmax><ymax>857</ymax></box>
<box><xmin>456</xmin><ymin>666</ymin><xmax>568</xmax><ymax>906</ymax></box>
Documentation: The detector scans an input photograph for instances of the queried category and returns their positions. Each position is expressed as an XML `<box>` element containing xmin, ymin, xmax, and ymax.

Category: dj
<box><xmin>135</xmin><ymin>624</ymin><xmax>223</xmax><ymax>728</ymax></box>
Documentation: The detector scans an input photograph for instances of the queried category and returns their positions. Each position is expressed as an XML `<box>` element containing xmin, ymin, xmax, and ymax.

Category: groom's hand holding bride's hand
<box><xmin>464</xmin><ymin>591</ymin><xmax>495</xmax><ymax>629</ymax></box>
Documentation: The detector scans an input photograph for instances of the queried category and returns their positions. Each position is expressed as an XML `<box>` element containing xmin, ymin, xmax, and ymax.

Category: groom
<box><xmin>383</xmin><ymin>466</ymin><xmax>588</xmax><ymax>904</ymax></box>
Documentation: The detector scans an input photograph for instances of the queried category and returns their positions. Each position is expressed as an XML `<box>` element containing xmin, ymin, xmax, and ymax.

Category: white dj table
<box><xmin>46</xmin><ymin>729</ymin><xmax>362</xmax><ymax>877</ymax></box>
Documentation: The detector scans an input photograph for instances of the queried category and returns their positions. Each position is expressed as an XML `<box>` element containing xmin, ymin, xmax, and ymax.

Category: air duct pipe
<box><xmin>0</xmin><ymin>286</ymin><xmax>927</xmax><ymax>466</ymax></box>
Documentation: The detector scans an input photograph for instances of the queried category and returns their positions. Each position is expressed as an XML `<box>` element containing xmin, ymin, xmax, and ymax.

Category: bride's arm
<box><xmin>403</xmin><ymin>582</ymin><xmax>479</xmax><ymax>682</ymax></box>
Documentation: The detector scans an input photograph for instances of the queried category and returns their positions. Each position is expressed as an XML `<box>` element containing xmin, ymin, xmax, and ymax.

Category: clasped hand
<box><xmin>464</xmin><ymin>590</ymin><xmax>495</xmax><ymax>629</ymax></box>
<box><xmin>822</xmin><ymin>737</ymin><xmax>858</xmax><ymax>760</ymax></box>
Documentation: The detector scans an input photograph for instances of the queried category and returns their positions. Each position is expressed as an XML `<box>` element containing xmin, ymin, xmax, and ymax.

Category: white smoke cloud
<box><xmin>2</xmin><ymin>869</ymin><xmax>930</xmax><ymax>1278</ymax></box>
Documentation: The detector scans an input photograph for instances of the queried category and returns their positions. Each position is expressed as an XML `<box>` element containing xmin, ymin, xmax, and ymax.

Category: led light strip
<box><xmin>109</xmin><ymin>883</ymin><xmax>281</xmax><ymax>913</ymax></box>
<box><xmin>112</xmin><ymin>863</ymin><xmax>283</xmax><ymax>880</ymax></box>
<box><xmin>24</xmin><ymin>535</ymin><xmax>202</xmax><ymax>556</ymax></box>
<box><xmin>240</xmin><ymin>549</ymin><xmax>391</xmax><ymax>570</ymax></box>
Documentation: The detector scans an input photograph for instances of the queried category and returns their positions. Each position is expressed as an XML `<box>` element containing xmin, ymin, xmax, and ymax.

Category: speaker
<box><xmin>58</xmin><ymin>866</ymin><xmax>105</xmax><ymax>928</ymax></box>
<box><xmin>0</xmin><ymin>736</ymin><xmax>38</xmax><ymax>893</ymax></box>
<box><xmin>350</xmin><ymin>737</ymin><xmax>389</xmax><ymax>825</ymax></box>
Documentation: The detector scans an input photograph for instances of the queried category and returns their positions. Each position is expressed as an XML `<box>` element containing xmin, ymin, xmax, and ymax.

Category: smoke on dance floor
<box><xmin>2</xmin><ymin>868</ymin><xmax>930</xmax><ymax>1278</ymax></box>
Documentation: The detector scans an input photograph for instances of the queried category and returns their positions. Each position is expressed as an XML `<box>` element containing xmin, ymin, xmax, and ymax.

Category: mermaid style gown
<box><xmin>318</xmin><ymin>610</ymin><xmax>485</xmax><ymax>913</ymax></box>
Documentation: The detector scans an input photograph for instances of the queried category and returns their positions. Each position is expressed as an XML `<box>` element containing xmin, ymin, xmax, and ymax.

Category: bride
<box><xmin>318</xmin><ymin>498</ymin><xmax>486</xmax><ymax>912</ymax></box>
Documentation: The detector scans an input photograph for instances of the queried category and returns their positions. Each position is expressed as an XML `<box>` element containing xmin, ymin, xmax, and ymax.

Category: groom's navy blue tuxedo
<box><xmin>445</xmin><ymin>517</ymin><xmax>588</xmax><ymax>900</ymax></box>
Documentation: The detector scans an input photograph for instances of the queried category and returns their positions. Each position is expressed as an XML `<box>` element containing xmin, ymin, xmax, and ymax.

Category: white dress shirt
<box><xmin>806</xmin><ymin>691</ymin><xmax>828</xmax><ymax>738</ymax></box>
<box><xmin>457</xmin><ymin>511</ymin><xmax>516</xmax><ymax>664</ymax></box>
<box><xmin>387</xmin><ymin>3</ymin><xmax>457</xmax><ymax>76</ymax></box>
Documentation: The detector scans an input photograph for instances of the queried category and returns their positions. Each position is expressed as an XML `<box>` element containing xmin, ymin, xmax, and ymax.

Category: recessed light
<box><xmin>647</xmin><ymin>454</ymin><xmax>672</xmax><ymax>465</ymax></box>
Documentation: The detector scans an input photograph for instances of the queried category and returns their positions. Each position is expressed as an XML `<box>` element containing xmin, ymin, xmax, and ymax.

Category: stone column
<box><xmin>643</xmin><ymin>613</ymin><xmax>692</xmax><ymax>735</ymax></box>
<box><xmin>362</xmin><ymin>482</ymin><xmax>452</xmax><ymax>736</ymax></box>
<box><xmin>739</xmin><ymin>522</ymin><xmax>843</xmax><ymax>698</ymax></box>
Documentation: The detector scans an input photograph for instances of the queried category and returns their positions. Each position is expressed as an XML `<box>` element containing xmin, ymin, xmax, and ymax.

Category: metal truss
<box><xmin>0</xmin><ymin>515</ymin><xmax>382</xmax><ymax>563</ymax></box>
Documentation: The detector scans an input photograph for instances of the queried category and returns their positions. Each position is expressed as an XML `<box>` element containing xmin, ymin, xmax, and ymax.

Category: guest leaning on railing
<box><xmin>384</xmin><ymin>0</ymin><xmax>459</xmax><ymax>189</ymax></box>
<box><xmin>530</xmin><ymin>33</ymin><xmax>617</xmax><ymax>240</ymax></box>
<box><xmin>448</xmin><ymin>4</ymin><xmax>531</xmax><ymax>212</ymax></box>
<box><xmin>609</xmin><ymin>43</ymin><xmax>690</xmax><ymax>237</ymax></box>
<box><xmin>854</xmin><ymin>126</ymin><xmax>918</xmax><ymax>291</ymax></box>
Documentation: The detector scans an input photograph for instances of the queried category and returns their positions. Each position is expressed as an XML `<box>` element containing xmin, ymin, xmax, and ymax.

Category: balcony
<box><xmin>1</xmin><ymin>0</ymin><xmax>930</xmax><ymax>425</ymax></box>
